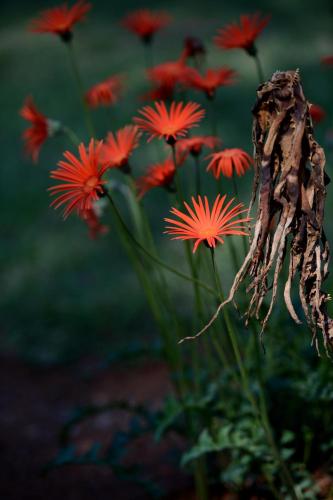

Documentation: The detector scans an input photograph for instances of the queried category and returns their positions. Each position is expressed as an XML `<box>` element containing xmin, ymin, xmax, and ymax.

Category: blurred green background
<box><xmin>1</xmin><ymin>0</ymin><xmax>333</xmax><ymax>364</ymax></box>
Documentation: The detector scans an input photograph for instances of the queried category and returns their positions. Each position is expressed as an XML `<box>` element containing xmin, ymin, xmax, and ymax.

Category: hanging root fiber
<box><xmin>182</xmin><ymin>70</ymin><xmax>333</xmax><ymax>352</ymax></box>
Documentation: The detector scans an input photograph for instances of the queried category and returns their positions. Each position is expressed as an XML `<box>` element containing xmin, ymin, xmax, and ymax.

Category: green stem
<box><xmin>62</xmin><ymin>125</ymin><xmax>81</xmax><ymax>147</ymax></box>
<box><xmin>143</xmin><ymin>41</ymin><xmax>154</xmax><ymax>69</ymax></box>
<box><xmin>208</xmin><ymin>96</ymin><xmax>218</xmax><ymax>137</ymax></box>
<box><xmin>253</xmin><ymin>52</ymin><xmax>265</xmax><ymax>84</ymax></box>
<box><xmin>194</xmin><ymin>155</ymin><xmax>201</xmax><ymax>196</ymax></box>
<box><xmin>231</xmin><ymin>173</ymin><xmax>248</xmax><ymax>258</ymax></box>
<box><xmin>65</xmin><ymin>41</ymin><xmax>95</xmax><ymax>137</ymax></box>
<box><xmin>104</xmin><ymin>190</ymin><xmax>216</xmax><ymax>296</ymax></box>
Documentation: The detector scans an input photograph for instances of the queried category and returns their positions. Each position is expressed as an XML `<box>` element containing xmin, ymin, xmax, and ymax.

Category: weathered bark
<box><xmin>186</xmin><ymin>70</ymin><xmax>333</xmax><ymax>352</ymax></box>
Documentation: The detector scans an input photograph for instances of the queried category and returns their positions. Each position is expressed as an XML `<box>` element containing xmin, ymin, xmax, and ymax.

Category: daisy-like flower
<box><xmin>134</xmin><ymin>101</ymin><xmax>205</xmax><ymax>145</ymax></box>
<box><xmin>321</xmin><ymin>55</ymin><xmax>333</xmax><ymax>66</ymax></box>
<box><xmin>214</xmin><ymin>13</ymin><xmax>270</xmax><ymax>55</ymax></box>
<box><xmin>148</xmin><ymin>56</ymin><xmax>191</xmax><ymax>92</ymax></box>
<box><xmin>49</xmin><ymin>139</ymin><xmax>109</xmax><ymax>219</ymax></box>
<box><xmin>136</xmin><ymin>157</ymin><xmax>176</xmax><ymax>198</ymax></box>
<box><xmin>81</xmin><ymin>207</ymin><xmax>109</xmax><ymax>239</ymax></box>
<box><xmin>206</xmin><ymin>148</ymin><xmax>253</xmax><ymax>179</ymax></box>
<box><xmin>20</xmin><ymin>96</ymin><xmax>58</xmax><ymax>163</ymax></box>
<box><xmin>309</xmin><ymin>104</ymin><xmax>326</xmax><ymax>124</ymax></box>
<box><xmin>185</xmin><ymin>67</ymin><xmax>236</xmax><ymax>99</ymax></box>
<box><xmin>99</xmin><ymin>125</ymin><xmax>141</xmax><ymax>173</ymax></box>
<box><xmin>30</xmin><ymin>0</ymin><xmax>91</xmax><ymax>42</ymax></box>
<box><xmin>176</xmin><ymin>136</ymin><xmax>221</xmax><ymax>164</ymax></box>
<box><xmin>165</xmin><ymin>194</ymin><xmax>250</xmax><ymax>253</ymax></box>
<box><xmin>85</xmin><ymin>76</ymin><xmax>123</xmax><ymax>108</ymax></box>
<box><xmin>122</xmin><ymin>9</ymin><xmax>171</xmax><ymax>44</ymax></box>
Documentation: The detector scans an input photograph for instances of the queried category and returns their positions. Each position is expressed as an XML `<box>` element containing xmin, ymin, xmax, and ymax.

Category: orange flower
<box><xmin>176</xmin><ymin>136</ymin><xmax>221</xmax><ymax>164</ymax></box>
<box><xmin>206</xmin><ymin>148</ymin><xmax>253</xmax><ymax>179</ymax></box>
<box><xmin>214</xmin><ymin>13</ymin><xmax>270</xmax><ymax>55</ymax></box>
<box><xmin>134</xmin><ymin>101</ymin><xmax>205</xmax><ymax>145</ymax></box>
<box><xmin>136</xmin><ymin>157</ymin><xmax>176</xmax><ymax>198</ymax></box>
<box><xmin>49</xmin><ymin>139</ymin><xmax>109</xmax><ymax>219</ymax></box>
<box><xmin>85</xmin><ymin>76</ymin><xmax>123</xmax><ymax>108</ymax></box>
<box><xmin>309</xmin><ymin>104</ymin><xmax>325</xmax><ymax>124</ymax></box>
<box><xmin>148</xmin><ymin>58</ymin><xmax>191</xmax><ymax>92</ymax></box>
<box><xmin>321</xmin><ymin>55</ymin><xmax>333</xmax><ymax>66</ymax></box>
<box><xmin>99</xmin><ymin>125</ymin><xmax>141</xmax><ymax>172</ymax></box>
<box><xmin>185</xmin><ymin>67</ymin><xmax>236</xmax><ymax>99</ymax></box>
<box><xmin>20</xmin><ymin>96</ymin><xmax>53</xmax><ymax>163</ymax></box>
<box><xmin>81</xmin><ymin>207</ymin><xmax>109</xmax><ymax>239</ymax></box>
<box><xmin>122</xmin><ymin>9</ymin><xmax>171</xmax><ymax>43</ymax></box>
<box><xmin>165</xmin><ymin>195</ymin><xmax>250</xmax><ymax>253</ymax></box>
<box><xmin>30</xmin><ymin>1</ymin><xmax>91</xmax><ymax>41</ymax></box>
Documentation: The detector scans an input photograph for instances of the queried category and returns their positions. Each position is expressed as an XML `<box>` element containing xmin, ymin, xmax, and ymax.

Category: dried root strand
<box><xmin>182</xmin><ymin>70</ymin><xmax>333</xmax><ymax>351</ymax></box>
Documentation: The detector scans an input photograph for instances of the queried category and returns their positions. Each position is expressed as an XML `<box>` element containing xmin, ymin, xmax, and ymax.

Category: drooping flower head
<box><xmin>184</xmin><ymin>36</ymin><xmax>206</xmax><ymax>59</ymax></box>
<box><xmin>99</xmin><ymin>125</ymin><xmax>141</xmax><ymax>173</ymax></box>
<box><xmin>85</xmin><ymin>75</ymin><xmax>123</xmax><ymax>108</ymax></box>
<box><xmin>165</xmin><ymin>194</ymin><xmax>250</xmax><ymax>253</ymax></box>
<box><xmin>20</xmin><ymin>96</ymin><xmax>58</xmax><ymax>163</ymax></box>
<box><xmin>80</xmin><ymin>207</ymin><xmax>109</xmax><ymax>239</ymax></box>
<box><xmin>321</xmin><ymin>55</ymin><xmax>333</xmax><ymax>66</ymax></box>
<box><xmin>176</xmin><ymin>136</ymin><xmax>221</xmax><ymax>164</ymax></box>
<box><xmin>214</xmin><ymin>13</ymin><xmax>270</xmax><ymax>55</ymax></box>
<box><xmin>136</xmin><ymin>157</ymin><xmax>176</xmax><ymax>198</ymax></box>
<box><xmin>309</xmin><ymin>104</ymin><xmax>326</xmax><ymax>124</ymax></box>
<box><xmin>206</xmin><ymin>148</ymin><xmax>253</xmax><ymax>179</ymax></box>
<box><xmin>185</xmin><ymin>67</ymin><xmax>236</xmax><ymax>99</ymax></box>
<box><xmin>30</xmin><ymin>1</ymin><xmax>91</xmax><ymax>42</ymax></box>
<box><xmin>122</xmin><ymin>9</ymin><xmax>171</xmax><ymax>44</ymax></box>
<box><xmin>49</xmin><ymin>139</ymin><xmax>109</xmax><ymax>219</ymax></box>
<box><xmin>134</xmin><ymin>101</ymin><xmax>205</xmax><ymax>145</ymax></box>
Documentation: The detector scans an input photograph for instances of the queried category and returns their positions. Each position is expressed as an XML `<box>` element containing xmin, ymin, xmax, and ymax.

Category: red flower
<box><xmin>30</xmin><ymin>1</ymin><xmax>91</xmax><ymax>41</ymax></box>
<box><xmin>214</xmin><ymin>13</ymin><xmax>270</xmax><ymax>54</ymax></box>
<box><xmin>20</xmin><ymin>96</ymin><xmax>50</xmax><ymax>162</ymax></box>
<box><xmin>148</xmin><ymin>58</ymin><xmax>191</xmax><ymax>91</ymax></box>
<box><xmin>309</xmin><ymin>104</ymin><xmax>326</xmax><ymax>124</ymax></box>
<box><xmin>165</xmin><ymin>194</ymin><xmax>250</xmax><ymax>253</ymax></box>
<box><xmin>122</xmin><ymin>9</ymin><xmax>171</xmax><ymax>43</ymax></box>
<box><xmin>99</xmin><ymin>125</ymin><xmax>141</xmax><ymax>171</ymax></box>
<box><xmin>134</xmin><ymin>101</ymin><xmax>205</xmax><ymax>144</ymax></box>
<box><xmin>81</xmin><ymin>208</ymin><xmax>109</xmax><ymax>239</ymax></box>
<box><xmin>176</xmin><ymin>136</ymin><xmax>221</xmax><ymax>164</ymax></box>
<box><xmin>185</xmin><ymin>67</ymin><xmax>236</xmax><ymax>98</ymax></box>
<box><xmin>49</xmin><ymin>139</ymin><xmax>109</xmax><ymax>219</ymax></box>
<box><xmin>136</xmin><ymin>157</ymin><xmax>176</xmax><ymax>198</ymax></box>
<box><xmin>85</xmin><ymin>76</ymin><xmax>123</xmax><ymax>108</ymax></box>
<box><xmin>142</xmin><ymin>83</ymin><xmax>174</xmax><ymax>102</ymax></box>
<box><xmin>206</xmin><ymin>149</ymin><xmax>253</xmax><ymax>179</ymax></box>
<box><xmin>321</xmin><ymin>55</ymin><xmax>333</xmax><ymax>66</ymax></box>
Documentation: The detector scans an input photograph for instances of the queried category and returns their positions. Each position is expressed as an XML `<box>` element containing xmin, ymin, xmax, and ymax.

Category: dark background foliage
<box><xmin>1</xmin><ymin>0</ymin><xmax>333</xmax><ymax>364</ymax></box>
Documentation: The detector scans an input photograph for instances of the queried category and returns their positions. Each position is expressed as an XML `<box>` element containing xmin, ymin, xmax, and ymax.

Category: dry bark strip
<box><xmin>181</xmin><ymin>70</ymin><xmax>333</xmax><ymax>352</ymax></box>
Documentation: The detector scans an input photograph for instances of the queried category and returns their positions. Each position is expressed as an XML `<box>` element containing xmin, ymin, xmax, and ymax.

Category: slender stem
<box><xmin>65</xmin><ymin>41</ymin><xmax>95</xmax><ymax>137</ymax></box>
<box><xmin>208</xmin><ymin>96</ymin><xmax>218</xmax><ymax>137</ymax></box>
<box><xmin>104</xmin><ymin>190</ymin><xmax>216</xmax><ymax>296</ymax></box>
<box><xmin>231</xmin><ymin>173</ymin><xmax>248</xmax><ymax>258</ymax></box>
<box><xmin>253</xmin><ymin>52</ymin><xmax>265</xmax><ymax>84</ymax></box>
<box><xmin>143</xmin><ymin>41</ymin><xmax>154</xmax><ymax>69</ymax></box>
<box><xmin>61</xmin><ymin>125</ymin><xmax>81</xmax><ymax>147</ymax></box>
<box><xmin>194</xmin><ymin>155</ymin><xmax>201</xmax><ymax>196</ymax></box>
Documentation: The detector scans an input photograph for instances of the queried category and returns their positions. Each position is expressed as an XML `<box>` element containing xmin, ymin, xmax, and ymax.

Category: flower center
<box><xmin>199</xmin><ymin>226</ymin><xmax>216</xmax><ymax>240</ymax></box>
<box><xmin>83</xmin><ymin>176</ymin><xmax>99</xmax><ymax>193</ymax></box>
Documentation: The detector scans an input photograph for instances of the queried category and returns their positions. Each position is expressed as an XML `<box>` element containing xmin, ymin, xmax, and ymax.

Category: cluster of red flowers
<box><xmin>21</xmin><ymin>2</ymin><xmax>329</xmax><ymax>251</ymax></box>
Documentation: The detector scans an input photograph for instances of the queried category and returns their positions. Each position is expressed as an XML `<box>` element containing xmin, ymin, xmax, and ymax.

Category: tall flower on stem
<box><xmin>122</xmin><ymin>9</ymin><xmax>171</xmax><ymax>45</ymax></box>
<box><xmin>49</xmin><ymin>139</ymin><xmax>109</xmax><ymax>219</ymax></box>
<box><xmin>20</xmin><ymin>96</ymin><xmax>60</xmax><ymax>163</ymax></box>
<box><xmin>100</xmin><ymin>125</ymin><xmax>141</xmax><ymax>174</ymax></box>
<box><xmin>165</xmin><ymin>194</ymin><xmax>250</xmax><ymax>253</ymax></box>
<box><xmin>185</xmin><ymin>67</ymin><xmax>236</xmax><ymax>99</ymax></box>
<box><xmin>30</xmin><ymin>0</ymin><xmax>91</xmax><ymax>42</ymax></box>
<box><xmin>214</xmin><ymin>13</ymin><xmax>270</xmax><ymax>83</ymax></box>
<box><xmin>134</xmin><ymin>101</ymin><xmax>205</xmax><ymax>145</ymax></box>
<box><xmin>85</xmin><ymin>75</ymin><xmax>123</xmax><ymax>108</ymax></box>
<box><xmin>136</xmin><ymin>157</ymin><xmax>176</xmax><ymax>198</ymax></box>
<box><xmin>148</xmin><ymin>56</ymin><xmax>191</xmax><ymax>97</ymax></box>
